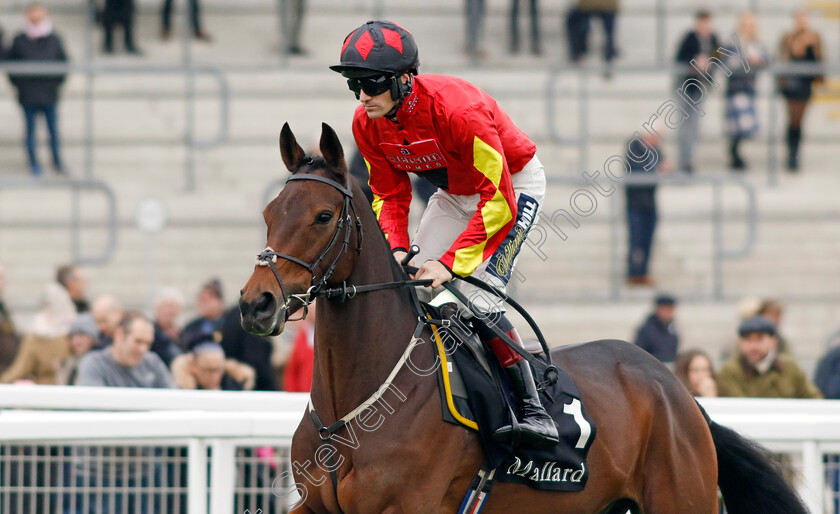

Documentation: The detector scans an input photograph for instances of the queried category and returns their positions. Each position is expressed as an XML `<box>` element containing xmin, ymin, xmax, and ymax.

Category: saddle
<box><xmin>422</xmin><ymin>301</ymin><xmax>597</xmax><ymax>493</ymax></box>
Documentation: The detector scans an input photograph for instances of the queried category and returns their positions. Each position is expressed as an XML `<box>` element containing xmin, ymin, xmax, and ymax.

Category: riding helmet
<box><xmin>330</xmin><ymin>20</ymin><xmax>420</xmax><ymax>78</ymax></box>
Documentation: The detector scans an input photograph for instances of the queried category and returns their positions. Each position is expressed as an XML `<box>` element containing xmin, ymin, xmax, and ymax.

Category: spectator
<box><xmin>56</xmin><ymin>313</ymin><xmax>99</xmax><ymax>385</ymax></box>
<box><xmin>757</xmin><ymin>298</ymin><xmax>789</xmax><ymax>354</ymax></box>
<box><xmin>102</xmin><ymin>0</ymin><xmax>142</xmax><ymax>54</ymax></box>
<box><xmin>72</xmin><ymin>312</ymin><xmax>170</xmax><ymax>513</ymax></box>
<box><xmin>465</xmin><ymin>0</ymin><xmax>486</xmax><ymax>61</ymax></box>
<box><xmin>565</xmin><ymin>3</ymin><xmax>588</xmax><ymax>63</ymax></box>
<box><xmin>151</xmin><ymin>287</ymin><xmax>183</xmax><ymax>367</ymax></box>
<box><xmin>283</xmin><ymin>301</ymin><xmax>316</xmax><ymax>392</ymax></box>
<box><xmin>5</xmin><ymin>3</ymin><xmax>68</xmax><ymax>177</ymax></box>
<box><xmin>161</xmin><ymin>0</ymin><xmax>211</xmax><ymax>41</ymax></box>
<box><xmin>625</xmin><ymin>129</ymin><xmax>671</xmax><ymax>286</ymax></box>
<box><xmin>723</xmin><ymin>12</ymin><xmax>768</xmax><ymax>171</ymax></box>
<box><xmin>737</xmin><ymin>295</ymin><xmax>761</xmax><ymax>320</ymax></box>
<box><xmin>718</xmin><ymin>316</ymin><xmax>821</xmax><ymax>398</ymax></box>
<box><xmin>171</xmin><ymin>336</ymin><xmax>255</xmax><ymax>391</ymax></box>
<box><xmin>179</xmin><ymin>278</ymin><xmax>225</xmax><ymax>349</ymax></box>
<box><xmin>674</xmin><ymin>10</ymin><xmax>719</xmax><ymax>173</ymax></box>
<box><xmin>674</xmin><ymin>349</ymin><xmax>718</xmax><ymax>397</ymax></box>
<box><xmin>90</xmin><ymin>294</ymin><xmax>123</xmax><ymax>346</ymax></box>
<box><xmin>76</xmin><ymin>311</ymin><xmax>173</xmax><ymax>388</ymax></box>
<box><xmin>0</xmin><ymin>282</ymin><xmax>74</xmax><ymax>384</ymax></box>
<box><xmin>56</xmin><ymin>264</ymin><xmax>89</xmax><ymax>312</ymax></box>
<box><xmin>283</xmin><ymin>0</ymin><xmax>306</xmax><ymax>55</ymax></box>
<box><xmin>0</xmin><ymin>264</ymin><xmax>22</xmax><ymax>375</ymax></box>
<box><xmin>219</xmin><ymin>305</ymin><xmax>277</xmax><ymax>391</ymax></box>
<box><xmin>815</xmin><ymin>344</ymin><xmax>840</xmax><ymax>399</ymax></box>
<box><xmin>576</xmin><ymin>0</ymin><xmax>619</xmax><ymax>72</ymax></box>
<box><xmin>633</xmin><ymin>294</ymin><xmax>679</xmax><ymax>364</ymax></box>
<box><xmin>509</xmin><ymin>0</ymin><xmax>540</xmax><ymax>55</ymax></box>
<box><xmin>778</xmin><ymin>9</ymin><xmax>823</xmax><ymax>172</ymax></box>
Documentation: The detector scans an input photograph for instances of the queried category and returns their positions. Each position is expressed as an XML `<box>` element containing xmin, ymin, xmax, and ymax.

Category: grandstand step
<box><xmin>2</xmin><ymin>0</ymin><xmax>839</xmax><ymax>370</ymax></box>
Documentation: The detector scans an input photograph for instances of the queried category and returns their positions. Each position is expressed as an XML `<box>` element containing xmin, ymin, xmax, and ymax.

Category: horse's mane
<box><xmin>291</xmin><ymin>155</ymin><xmax>327</xmax><ymax>174</ymax></box>
<box><xmin>292</xmin><ymin>155</ymin><xmax>356</xmax><ymax>187</ymax></box>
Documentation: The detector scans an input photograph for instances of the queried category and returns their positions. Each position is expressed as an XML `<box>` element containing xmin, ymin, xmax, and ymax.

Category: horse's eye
<box><xmin>315</xmin><ymin>211</ymin><xmax>333</xmax><ymax>225</ymax></box>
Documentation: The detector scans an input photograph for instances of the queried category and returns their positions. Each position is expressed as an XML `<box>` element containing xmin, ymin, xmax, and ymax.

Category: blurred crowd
<box><xmin>631</xmin><ymin>293</ymin><xmax>838</xmax><ymax>400</ymax></box>
<box><xmin>0</xmin><ymin>263</ymin><xmax>316</xmax><ymax>394</ymax></box>
<box><xmin>0</xmin><ymin>2</ymin><xmax>835</xmax><ymax>400</ymax></box>
<box><xmin>3</xmin><ymin>261</ymin><xmax>839</xmax><ymax>403</ymax></box>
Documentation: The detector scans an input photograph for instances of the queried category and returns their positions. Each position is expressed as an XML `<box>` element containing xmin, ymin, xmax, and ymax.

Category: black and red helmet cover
<box><xmin>330</xmin><ymin>20</ymin><xmax>419</xmax><ymax>78</ymax></box>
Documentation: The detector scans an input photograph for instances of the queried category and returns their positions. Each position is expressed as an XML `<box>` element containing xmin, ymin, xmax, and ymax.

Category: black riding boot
<box><xmin>786</xmin><ymin>126</ymin><xmax>801</xmax><ymax>171</ymax></box>
<box><xmin>493</xmin><ymin>359</ymin><xmax>560</xmax><ymax>450</ymax></box>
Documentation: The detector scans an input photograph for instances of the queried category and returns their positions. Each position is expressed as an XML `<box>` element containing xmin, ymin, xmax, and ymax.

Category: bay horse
<box><xmin>240</xmin><ymin>123</ymin><xmax>806</xmax><ymax>514</ymax></box>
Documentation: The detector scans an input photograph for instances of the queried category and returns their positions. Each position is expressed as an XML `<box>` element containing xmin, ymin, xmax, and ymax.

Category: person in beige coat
<box><xmin>1</xmin><ymin>282</ymin><xmax>75</xmax><ymax>384</ymax></box>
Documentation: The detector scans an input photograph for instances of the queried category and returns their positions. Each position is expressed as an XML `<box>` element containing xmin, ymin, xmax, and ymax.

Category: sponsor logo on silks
<box><xmin>506</xmin><ymin>457</ymin><xmax>586</xmax><ymax>484</ymax></box>
<box><xmin>380</xmin><ymin>139</ymin><xmax>448</xmax><ymax>172</ymax></box>
<box><xmin>486</xmin><ymin>193</ymin><xmax>539</xmax><ymax>284</ymax></box>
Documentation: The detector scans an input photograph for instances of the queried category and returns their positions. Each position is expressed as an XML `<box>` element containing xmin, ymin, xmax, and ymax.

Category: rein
<box><xmin>254</xmin><ymin>173</ymin><xmax>558</xmax><ymax>509</ymax></box>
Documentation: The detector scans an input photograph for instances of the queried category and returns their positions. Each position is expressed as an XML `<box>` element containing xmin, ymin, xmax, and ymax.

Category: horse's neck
<box><xmin>310</xmin><ymin>202</ymin><xmax>422</xmax><ymax>421</ymax></box>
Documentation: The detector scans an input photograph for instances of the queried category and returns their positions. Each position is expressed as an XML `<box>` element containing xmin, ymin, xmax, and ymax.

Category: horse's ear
<box><xmin>319</xmin><ymin>123</ymin><xmax>346</xmax><ymax>174</ymax></box>
<box><xmin>279</xmin><ymin>122</ymin><xmax>306</xmax><ymax>172</ymax></box>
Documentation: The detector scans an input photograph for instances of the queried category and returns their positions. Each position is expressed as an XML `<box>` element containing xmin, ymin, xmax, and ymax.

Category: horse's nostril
<box><xmin>254</xmin><ymin>292</ymin><xmax>277</xmax><ymax>321</ymax></box>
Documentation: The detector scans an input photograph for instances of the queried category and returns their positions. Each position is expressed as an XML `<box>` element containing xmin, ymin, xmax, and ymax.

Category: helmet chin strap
<box><xmin>385</xmin><ymin>75</ymin><xmax>413</xmax><ymax>120</ymax></box>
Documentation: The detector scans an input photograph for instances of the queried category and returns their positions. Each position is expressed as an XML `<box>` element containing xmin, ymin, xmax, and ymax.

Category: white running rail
<box><xmin>1</xmin><ymin>387</ymin><xmax>839</xmax><ymax>513</ymax></box>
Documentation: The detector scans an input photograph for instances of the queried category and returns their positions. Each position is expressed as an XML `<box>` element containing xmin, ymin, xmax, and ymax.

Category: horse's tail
<box><xmin>709</xmin><ymin>420</ymin><xmax>808</xmax><ymax>514</ymax></box>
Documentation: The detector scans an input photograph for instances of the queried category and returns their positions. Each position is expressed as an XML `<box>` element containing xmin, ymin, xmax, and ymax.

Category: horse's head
<box><xmin>240</xmin><ymin>122</ymin><xmax>358</xmax><ymax>336</ymax></box>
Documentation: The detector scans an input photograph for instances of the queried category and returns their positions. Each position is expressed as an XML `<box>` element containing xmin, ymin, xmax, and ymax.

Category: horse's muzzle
<box><xmin>239</xmin><ymin>291</ymin><xmax>285</xmax><ymax>336</ymax></box>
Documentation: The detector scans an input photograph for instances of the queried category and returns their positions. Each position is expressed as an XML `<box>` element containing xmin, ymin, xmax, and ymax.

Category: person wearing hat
<box><xmin>57</xmin><ymin>312</ymin><xmax>100</xmax><ymax>385</ymax></box>
<box><xmin>718</xmin><ymin>316</ymin><xmax>821</xmax><ymax>399</ymax></box>
<box><xmin>633</xmin><ymin>294</ymin><xmax>679</xmax><ymax>364</ymax></box>
<box><xmin>331</xmin><ymin>20</ymin><xmax>555</xmax><ymax>448</ymax></box>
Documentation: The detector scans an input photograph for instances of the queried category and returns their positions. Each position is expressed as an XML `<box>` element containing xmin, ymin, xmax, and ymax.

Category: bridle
<box><xmin>255</xmin><ymin>172</ymin><xmax>362</xmax><ymax>321</ymax></box>
<box><xmin>251</xmin><ymin>168</ymin><xmax>561</xmax><ymax>513</ymax></box>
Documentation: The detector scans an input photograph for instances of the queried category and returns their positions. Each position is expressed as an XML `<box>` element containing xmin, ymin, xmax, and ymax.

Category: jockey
<box><xmin>330</xmin><ymin>20</ymin><xmax>558</xmax><ymax>449</ymax></box>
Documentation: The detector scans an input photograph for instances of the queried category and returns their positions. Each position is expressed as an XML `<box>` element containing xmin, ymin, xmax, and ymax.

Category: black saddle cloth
<box><xmin>440</xmin><ymin>321</ymin><xmax>597</xmax><ymax>492</ymax></box>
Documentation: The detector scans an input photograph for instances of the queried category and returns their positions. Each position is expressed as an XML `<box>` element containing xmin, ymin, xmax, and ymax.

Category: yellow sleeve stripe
<box><xmin>449</xmin><ymin>137</ymin><xmax>514</xmax><ymax>276</ymax></box>
<box><xmin>473</xmin><ymin>136</ymin><xmax>504</xmax><ymax>187</ymax></box>
<box><xmin>371</xmin><ymin>193</ymin><xmax>384</xmax><ymax>220</ymax></box>
<box><xmin>480</xmin><ymin>188</ymin><xmax>514</xmax><ymax>237</ymax></box>
<box><xmin>452</xmin><ymin>240</ymin><xmax>487</xmax><ymax>277</ymax></box>
<box><xmin>367</xmin><ymin>157</ymin><xmax>385</xmax><ymax>222</ymax></box>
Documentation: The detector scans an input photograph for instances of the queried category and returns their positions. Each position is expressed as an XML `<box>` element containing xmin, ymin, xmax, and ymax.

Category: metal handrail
<box><xmin>536</xmin><ymin>172</ymin><xmax>757</xmax><ymax>300</ymax></box>
<box><xmin>606</xmin><ymin>173</ymin><xmax>758</xmax><ymax>257</ymax></box>
<box><xmin>263</xmin><ymin>172</ymin><xmax>756</xmax><ymax>301</ymax></box>
<box><xmin>0</xmin><ymin>178</ymin><xmax>118</xmax><ymax>265</ymax></box>
<box><xmin>0</xmin><ymin>62</ymin><xmax>231</xmax><ymax>191</ymax></box>
<box><xmin>546</xmin><ymin>62</ymin><xmax>838</xmax><ymax>187</ymax></box>
<box><xmin>0</xmin><ymin>62</ymin><xmax>230</xmax><ymax>149</ymax></box>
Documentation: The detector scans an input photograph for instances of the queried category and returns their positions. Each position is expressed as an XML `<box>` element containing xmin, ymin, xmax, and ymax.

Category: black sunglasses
<box><xmin>346</xmin><ymin>75</ymin><xmax>394</xmax><ymax>99</ymax></box>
